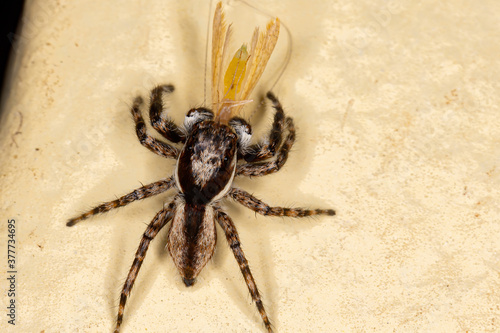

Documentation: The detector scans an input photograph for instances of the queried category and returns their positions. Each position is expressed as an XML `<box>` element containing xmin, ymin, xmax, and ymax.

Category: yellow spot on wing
<box><xmin>223</xmin><ymin>45</ymin><xmax>249</xmax><ymax>101</ymax></box>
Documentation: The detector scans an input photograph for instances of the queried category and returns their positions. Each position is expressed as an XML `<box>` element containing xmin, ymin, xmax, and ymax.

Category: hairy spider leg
<box><xmin>242</xmin><ymin>92</ymin><xmax>286</xmax><ymax>162</ymax></box>
<box><xmin>230</xmin><ymin>187</ymin><xmax>336</xmax><ymax>217</ymax></box>
<box><xmin>115</xmin><ymin>200</ymin><xmax>177</xmax><ymax>333</ymax></box>
<box><xmin>131</xmin><ymin>96</ymin><xmax>180</xmax><ymax>158</ymax></box>
<box><xmin>237</xmin><ymin>115</ymin><xmax>295</xmax><ymax>177</ymax></box>
<box><xmin>66</xmin><ymin>177</ymin><xmax>176</xmax><ymax>226</ymax></box>
<box><xmin>215</xmin><ymin>208</ymin><xmax>273</xmax><ymax>333</ymax></box>
<box><xmin>148</xmin><ymin>85</ymin><xmax>186</xmax><ymax>143</ymax></box>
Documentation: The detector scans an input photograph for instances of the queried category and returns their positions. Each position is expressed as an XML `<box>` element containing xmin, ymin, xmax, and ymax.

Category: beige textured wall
<box><xmin>1</xmin><ymin>0</ymin><xmax>499</xmax><ymax>332</ymax></box>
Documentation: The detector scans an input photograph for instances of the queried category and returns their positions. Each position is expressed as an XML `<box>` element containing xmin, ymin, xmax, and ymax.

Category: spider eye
<box><xmin>229</xmin><ymin>117</ymin><xmax>253</xmax><ymax>151</ymax></box>
<box><xmin>184</xmin><ymin>108</ymin><xmax>214</xmax><ymax>132</ymax></box>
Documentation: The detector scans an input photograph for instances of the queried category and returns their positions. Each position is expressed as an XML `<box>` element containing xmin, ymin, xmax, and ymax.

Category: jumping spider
<box><xmin>67</xmin><ymin>84</ymin><xmax>335</xmax><ymax>332</ymax></box>
<box><xmin>68</xmin><ymin>2</ymin><xmax>335</xmax><ymax>331</ymax></box>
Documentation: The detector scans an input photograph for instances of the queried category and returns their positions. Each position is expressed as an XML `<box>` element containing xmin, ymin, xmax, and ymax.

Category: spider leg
<box><xmin>66</xmin><ymin>177</ymin><xmax>175</xmax><ymax>226</ymax></box>
<box><xmin>237</xmin><ymin>116</ymin><xmax>295</xmax><ymax>177</ymax></box>
<box><xmin>241</xmin><ymin>92</ymin><xmax>285</xmax><ymax>162</ymax></box>
<box><xmin>149</xmin><ymin>85</ymin><xmax>186</xmax><ymax>143</ymax></box>
<box><xmin>131</xmin><ymin>96</ymin><xmax>180</xmax><ymax>158</ymax></box>
<box><xmin>230</xmin><ymin>188</ymin><xmax>336</xmax><ymax>217</ymax></box>
<box><xmin>215</xmin><ymin>208</ymin><xmax>273</xmax><ymax>333</ymax></box>
<box><xmin>115</xmin><ymin>200</ymin><xmax>176</xmax><ymax>333</ymax></box>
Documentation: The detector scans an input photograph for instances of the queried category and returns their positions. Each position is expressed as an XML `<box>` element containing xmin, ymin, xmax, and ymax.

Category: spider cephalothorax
<box><xmin>67</xmin><ymin>3</ymin><xmax>335</xmax><ymax>332</ymax></box>
<box><xmin>176</xmin><ymin>116</ymin><xmax>237</xmax><ymax>205</ymax></box>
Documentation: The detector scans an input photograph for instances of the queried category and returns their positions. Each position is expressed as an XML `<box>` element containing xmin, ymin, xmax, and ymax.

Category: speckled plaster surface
<box><xmin>1</xmin><ymin>0</ymin><xmax>500</xmax><ymax>332</ymax></box>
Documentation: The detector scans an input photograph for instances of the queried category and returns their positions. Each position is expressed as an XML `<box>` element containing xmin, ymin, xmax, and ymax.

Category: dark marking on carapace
<box><xmin>177</xmin><ymin>120</ymin><xmax>237</xmax><ymax>205</ymax></box>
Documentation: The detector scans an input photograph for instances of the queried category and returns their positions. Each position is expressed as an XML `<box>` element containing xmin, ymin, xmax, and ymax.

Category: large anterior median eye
<box><xmin>229</xmin><ymin>117</ymin><xmax>252</xmax><ymax>151</ymax></box>
<box><xmin>184</xmin><ymin>108</ymin><xmax>214</xmax><ymax>132</ymax></box>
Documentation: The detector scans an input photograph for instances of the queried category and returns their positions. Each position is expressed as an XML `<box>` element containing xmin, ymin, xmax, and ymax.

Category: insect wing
<box><xmin>211</xmin><ymin>2</ymin><xmax>280</xmax><ymax>123</ymax></box>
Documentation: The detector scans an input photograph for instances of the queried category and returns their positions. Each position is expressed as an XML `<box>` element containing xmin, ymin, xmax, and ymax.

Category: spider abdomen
<box><xmin>167</xmin><ymin>203</ymin><xmax>217</xmax><ymax>286</ymax></box>
<box><xmin>175</xmin><ymin>120</ymin><xmax>237</xmax><ymax>205</ymax></box>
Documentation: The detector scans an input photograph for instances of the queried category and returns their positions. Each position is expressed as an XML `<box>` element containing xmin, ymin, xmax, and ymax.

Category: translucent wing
<box><xmin>211</xmin><ymin>2</ymin><xmax>280</xmax><ymax>124</ymax></box>
<box><xmin>234</xmin><ymin>18</ymin><xmax>280</xmax><ymax>114</ymax></box>
<box><xmin>211</xmin><ymin>2</ymin><xmax>231</xmax><ymax>116</ymax></box>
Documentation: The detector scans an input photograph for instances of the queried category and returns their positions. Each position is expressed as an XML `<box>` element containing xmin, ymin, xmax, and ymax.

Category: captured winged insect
<box><xmin>67</xmin><ymin>2</ymin><xmax>335</xmax><ymax>332</ymax></box>
<box><xmin>211</xmin><ymin>1</ymin><xmax>280</xmax><ymax>124</ymax></box>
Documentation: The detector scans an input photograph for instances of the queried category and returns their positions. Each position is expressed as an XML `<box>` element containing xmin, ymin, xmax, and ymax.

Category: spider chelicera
<box><xmin>67</xmin><ymin>84</ymin><xmax>335</xmax><ymax>332</ymax></box>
